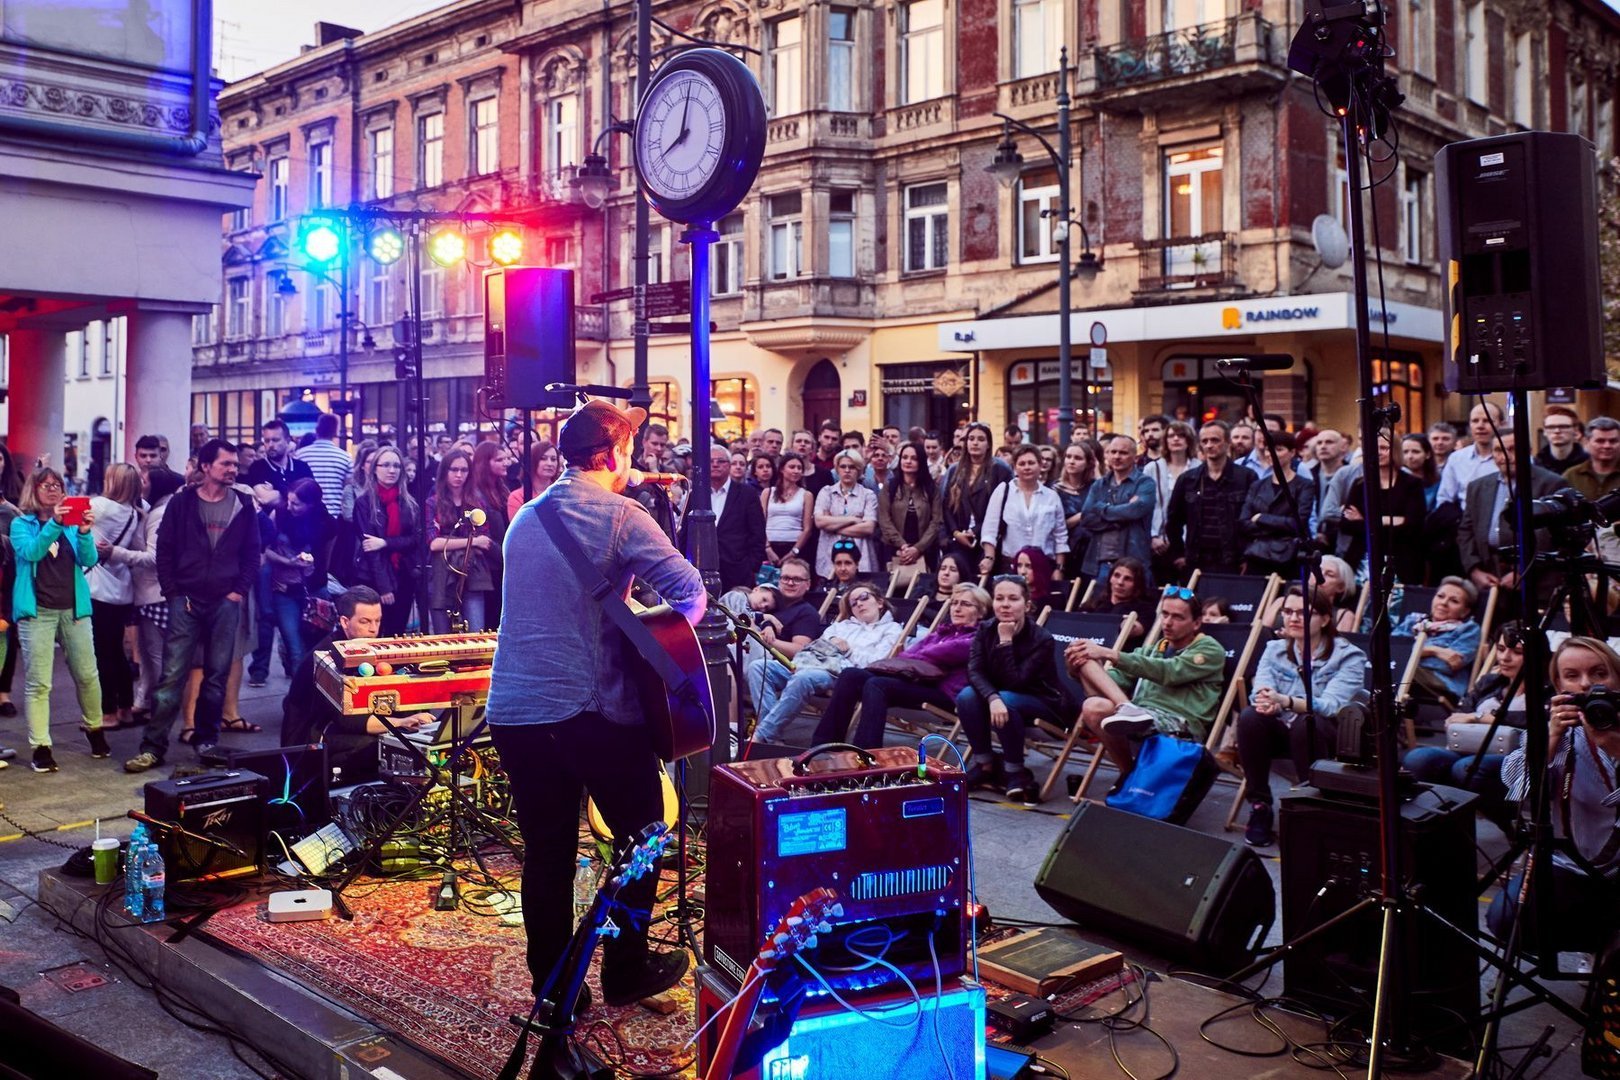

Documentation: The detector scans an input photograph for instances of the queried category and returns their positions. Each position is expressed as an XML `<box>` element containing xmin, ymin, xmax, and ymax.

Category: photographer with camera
<box><xmin>1490</xmin><ymin>637</ymin><xmax>1620</xmax><ymax>953</ymax></box>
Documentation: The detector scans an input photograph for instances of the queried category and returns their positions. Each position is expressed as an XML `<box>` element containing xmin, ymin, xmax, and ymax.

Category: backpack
<box><xmin>1106</xmin><ymin>733</ymin><xmax>1218</xmax><ymax>825</ymax></box>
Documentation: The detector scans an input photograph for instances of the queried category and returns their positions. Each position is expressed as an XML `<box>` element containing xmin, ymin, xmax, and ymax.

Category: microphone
<box><xmin>628</xmin><ymin>469</ymin><xmax>684</xmax><ymax>486</ymax></box>
<box><xmin>460</xmin><ymin>507</ymin><xmax>487</xmax><ymax>527</ymax></box>
<box><xmin>1214</xmin><ymin>354</ymin><xmax>1296</xmax><ymax>372</ymax></box>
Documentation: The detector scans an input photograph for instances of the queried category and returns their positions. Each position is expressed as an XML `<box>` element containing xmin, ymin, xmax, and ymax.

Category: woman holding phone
<box><xmin>10</xmin><ymin>467</ymin><xmax>105</xmax><ymax>772</ymax></box>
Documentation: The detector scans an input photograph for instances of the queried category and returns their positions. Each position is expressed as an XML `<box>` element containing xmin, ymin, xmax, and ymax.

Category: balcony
<box><xmin>883</xmin><ymin>96</ymin><xmax>953</xmax><ymax>142</ymax></box>
<box><xmin>1081</xmin><ymin>13</ymin><xmax>1283</xmax><ymax>108</ymax></box>
<box><xmin>1134</xmin><ymin>233</ymin><xmax>1240</xmax><ymax>293</ymax></box>
<box><xmin>576</xmin><ymin>306</ymin><xmax>607</xmax><ymax>341</ymax></box>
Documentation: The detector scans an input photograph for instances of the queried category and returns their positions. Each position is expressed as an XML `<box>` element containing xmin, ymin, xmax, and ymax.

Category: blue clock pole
<box><xmin>681</xmin><ymin>220</ymin><xmax>731</xmax><ymax>770</ymax></box>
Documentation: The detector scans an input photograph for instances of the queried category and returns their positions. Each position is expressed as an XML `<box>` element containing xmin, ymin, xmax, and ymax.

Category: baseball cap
<box><xmin>557</xmin><ymin>398</ymin><xmax>648</xmax><ymax>460</ymax></box>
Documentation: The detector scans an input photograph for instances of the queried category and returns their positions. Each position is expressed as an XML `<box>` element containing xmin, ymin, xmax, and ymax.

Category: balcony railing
<box><xmin>576</xmin><ymin>307</ymin><xmax>607</xmax><ymax>341</ymax></box>
<box><xmin>1135</xmin><ymin>232</ymin><xmax>1238</xmax><ymax>292</ymax></box>
<box><xmin>1093</xmin><ymin>16</ymin><xmax>1269</xmax><ymax>91</ymax></box>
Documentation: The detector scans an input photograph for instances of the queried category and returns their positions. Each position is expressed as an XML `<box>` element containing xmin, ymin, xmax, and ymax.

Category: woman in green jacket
<box><xmin>10</xmin><ymin>467</ymin><xmax>105</xmax><ymax>772</ymax></box>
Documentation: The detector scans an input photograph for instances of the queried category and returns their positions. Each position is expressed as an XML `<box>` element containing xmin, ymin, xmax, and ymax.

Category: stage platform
<box><xmin>38</xmin><ymin>862</ymin><xmax>1478</xmax><ymax>1080</ymax></box>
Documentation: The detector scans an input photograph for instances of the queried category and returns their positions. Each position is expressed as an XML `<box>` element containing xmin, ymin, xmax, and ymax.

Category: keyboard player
<box><xmin>282</xmin><ymin>585</ymin><xmax>436</xmax><ymax>781</ymax></box>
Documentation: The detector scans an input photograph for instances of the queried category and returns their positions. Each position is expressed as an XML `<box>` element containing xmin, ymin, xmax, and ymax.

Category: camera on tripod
<box><xmin>1568</xmin><ymin>685</ymin><xmax>1620</xmax><ymax>731</ymax></box>
<box><xmin>1529</xmin><ymin>488</ymin><xmax>1620</xmax><ymax>532</ymax></box>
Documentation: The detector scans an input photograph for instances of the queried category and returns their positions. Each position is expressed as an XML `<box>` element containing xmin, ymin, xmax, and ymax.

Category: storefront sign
<box><xmin>1220</xmin><ymin>304</ymin><xmax>1322</xmax><ymax>330</ymax></box>
<box><xmin>848</xmin><ymin>391</ymin><xmax>867</xmax><ymax>408</ymax></box>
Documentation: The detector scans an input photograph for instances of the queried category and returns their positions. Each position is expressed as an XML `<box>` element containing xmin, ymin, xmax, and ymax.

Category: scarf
<box><xmin>378</xmin><ymin>484</ymin><xmax>403</xmax><ymax>571</ymax></box>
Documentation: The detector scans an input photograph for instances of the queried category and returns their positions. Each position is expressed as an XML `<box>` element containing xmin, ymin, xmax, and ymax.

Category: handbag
<box><xmin>86</xmin><ymin>510</ymin><xmax>135</xmax><ymax>605</ymax></box>
<box><xmin>1445</xmin><ymin>720</ymin><xmax>1523</xmax><ymax>756</ymax></box>
<box><xmin>866</xmin><ymin>656</ymin><xmax>945</xmax><ymax>682</ymax></box>
<box><xmin>1105</xmin><ymin>732</ymin><xmax>1218</xmax><ymax>825</ymax></box>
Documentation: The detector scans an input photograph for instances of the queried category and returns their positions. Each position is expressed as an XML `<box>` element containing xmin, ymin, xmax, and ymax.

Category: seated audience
<box><xmin>750</xmin><ymin>583</ymin><xmax>902</xmax><ymax>743</ymax></box>
<box><xmin>912</xmin><ymin>549</ymin><xmax>975</xmax><ymax>613</ymax></box>
<box><xmin>1237</xmin><ymin>586</ymin><xmax>1368</xmax><ymax>846</ymax></box>
<box><xmin>1262</xmin><ymin>553</ymin><xmax>1359</xmax><ymax>632</ymax></box>
<box><xmin>1200</xmin><ymin>597</ymin><xmax>1232</xmax><ymax>624</ymax></box>
<box><xmin>958</xmin><ymin>575</ymin><xmax>1073</xmax><ymax>804</ymax></box>
<box><xmin>735</xmin><ymin>557</ymin><xmax>825</xmax><ymax>677</ymax></box>
<box><xmin>811</xmin><ymin>583</ymin><xmax>991</xmax><ymax>748</ymax></box>
<box><xmin>823</xmin><ymin>538</ymin><xmax>864</xmax><ymax>596</ymax></box>
<box><xmin>281</xmin><ymin>586</ymin><xmax>435</xmax><ymax>782</ymax></box>
<box><xmin>1489</xmin><ymin>636</ymin><xmax>1620</xmax><ymax>954</ymax></box>
<box><xmin>1068</xmin><ymin>585</ymin><xmax>1226</xmax><ymax>787</ymax></box>
<box><xmin>1079</xmin><ymin>555</ymin><xmax>1156</xmax><ymax>644</ymax></box>
<box><xmin>1011</xmin><ymin>546</ymin><xmax>1065</xmax><ymax>617</ymax></box>
<box><xmin>1394</xmin><ymin>576</ymin><xmax>1481</xmax><ymax>710</ymax></box>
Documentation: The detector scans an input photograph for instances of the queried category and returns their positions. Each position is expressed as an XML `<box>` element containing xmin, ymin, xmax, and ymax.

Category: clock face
<box><xmin>635</xmin><ymin>69</ymin><xmax>727</xmax><ymax>202</ymax></box>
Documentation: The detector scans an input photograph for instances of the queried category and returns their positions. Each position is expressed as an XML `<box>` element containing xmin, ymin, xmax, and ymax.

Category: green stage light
<box><xmin>368</xmin><ymin>227</ymin><xmax>404</xmax><ymax>265</ymax></box>
<box><xmin>299</xmin><ymin>218</ymin><xmax>342</xmax><ymax>264</ymax></box>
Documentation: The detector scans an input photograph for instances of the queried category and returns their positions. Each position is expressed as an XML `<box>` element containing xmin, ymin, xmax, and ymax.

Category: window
<box><xmin>267</xmin><ymin>278</ymin><xmax>290</xmax><ymax>336</ymax></box>
<box><xmin>714</xmin><ymin>213</ymin><xmax>744</xmax><ymax>295</ymax></box>
<box><xmin>309</xmin><ymin>139</ymin><xmax>332</xmax><ymax>208</ymax></box>
<box><xmin>1571</xmin><ymin>77</ymin><xmax>1588</xmax><ymax>139</ymax></box>
<box><xmin>1598</xmin><ymin>97</ymin><xmax>1614</xmax><ymax>158</ymax></box>
<box><xmin>1164</xmin><ymin>144</ymin><xmax>1223</xmax><ymax>279</ymax></box>
<box><xmin>1464</xmin><ymin>3</ymin><xmax>1486</xmax><ymax>104</ymax></box>
<box><xmin>365</xmin><ymin>264</ymin><xmax>391</xmax><ymax>326</ymax></box>
<box><xmin>545</xmin><ymin>236</ymin><xmax>575</xmax><ymax>267</ymax></box>
<box><xmin>1401</xmin><ymin>172</ymin><xmax>1424</xmax><ymax>264</ymax></box>
<box><xmin>466</xmin><ymin>266</ymin><xmax>485</xmax><ymax>316</ymax></box>
<box><xmin>828</xmin><ymin>192</ymin><xmax>855</xmax><ymax>277</ymax></box>
<box><xmin>904</xmin><ymin>182</ymin><xmax>949</xmax><ymax>272</ymax></box>
<box><xmin>470</xmin><ymin>97</ymin><xmax>499</xmax><ymax>176</ymax></box>
<box><xmin>545</xmin><ymin>96</ymin><xmax>578</xmax><ymax>171</ymax></box>
<box><xmin>901</xmin><ymin>0</ymin><xmax>945</xmax><ymax>105</ymax></box>
<box><xmin>1331</xmin><ymin>156</ymin><xmax>1350</xmax><ymax>228</ymax></box>
<box><xmin>769</xmin><ymin>16</ymin><xmax>804</xmax><ymax>115</ymax></box>
<box><xmin>1408</xmin><ymin>0</ymin><xmax>1433</xmax><ymax>78</ymax></box>
<box><xmin>370</xmin><ymin>127</ymin><xmax>394</xmax><ymax>200</ymax></box>
<box><xmin>768</xmin><ymin>193</ymin><xmax>804</xmax><ymax>279</ymax></box>
<box><xmin>1163</xmin><ymin>0</ymin><xmax>1220</xmax><ymax>31</ymax></box>
<box><xmin>74</xmin><ymin>330</ymin><xmax>89</xmax><ymax>378</ymax></box>
<box><xmin>308</xmin><ymin>281</ymin><xmax>335</xmax><ymax>331</ymax></box>
<box><xmin>419</xmin><ymin>264</ymin><xmax>445</xmax><ymax>319</ymax></box>
<box><xmin>827</xmin><ymin>10</ymin><xmax>855</xmax><ymax>111</ymax></box>
<box><xmin>711</xmin><ymin>377</ymin><xmax>758</xmax><ymax>442</ymax></box>
<box><xmin>1017</xmin><ymin>168</ymin><xmax>1060</xmax><ymax>263</ymax></box>
<box><xmin>191</xmin><ymin>310</ymin><xmax>214</xmax><ymax>346</ymax></box>
<box><xmin>1014</xmin><ymin>0</ymin><xmax>1062</xmax><ymax>79</ymax></box>
<box><xmin>1371</xmin><ymin>353</ymin><xmax>1425</xmax><ymax>433</ymax></box>
<box><xmin>269</xmin><ymin>156</ymin><xmax>289</xmax><ymax>221</ymax></box>
<box><xmin>647</xmin><ymin>228</ymin><xmax>667</xmax><ymax>285</ymax></box>
<box><xmin>226</xmin><ymin>278</ymin><xmax>250</xmax><ymax>339</ymax></box>
<box><xmin>419</xmin><ymin>112</ymin><xmax>444</xmax><ymax>189</ymax></box>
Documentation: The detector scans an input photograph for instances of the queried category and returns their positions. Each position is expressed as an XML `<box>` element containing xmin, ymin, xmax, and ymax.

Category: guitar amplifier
<box><xmin>705</xmin><ymin>746</ymin><xmax>969</xmax><ymax>992</ymax></box>
<box><xmin>143</xmin><ymin>771</ymin><xmax>267</xmax><ymax>883</ymax></box>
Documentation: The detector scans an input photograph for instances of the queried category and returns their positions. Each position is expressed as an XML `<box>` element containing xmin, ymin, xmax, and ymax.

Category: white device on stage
<box><xmin>267</xmin><ymin>888</ymin><xmax>335</xmax><ymax>923</ymax></box>
<box><xmin>289</xmin><ymin>820</ymin><xmax>356</xmax><ymax>876</ymax></box>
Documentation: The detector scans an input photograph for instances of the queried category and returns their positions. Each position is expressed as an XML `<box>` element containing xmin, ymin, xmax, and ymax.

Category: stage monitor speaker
<box><xmin>1437</xmin><ymin>131</ymin><xmax>1603</xmax><ymax>393</ymax></box>
<box><xmin>1278</xmin><ymin>785</ymin><xmax>1479</xmax><ymax>1051</ymax></box>
<box><xmin>1034</xmin><ymin>803</ymin><xmax>1275</xmax><ymax>974</ymax></box>
<box><xmin>483</xmin><ymin>267</ymin><xmax>575</xmax><ymax>411</ymax></box>
<box><xmin>143</xmin><ymin>770</ymin><xmax>267</xmax><ymax>883</ymax></box>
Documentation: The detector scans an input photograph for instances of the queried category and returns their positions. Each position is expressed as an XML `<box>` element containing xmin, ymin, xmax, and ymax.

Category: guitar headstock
<box><xmin>757</xmin><ymin>887</ymin><xmax>842</xmax><ymax>973</ymax></box>
<box><xmin>608</xmin><ymin>822</ymin><xmax>675</xmax><ymax>892</ymax></box>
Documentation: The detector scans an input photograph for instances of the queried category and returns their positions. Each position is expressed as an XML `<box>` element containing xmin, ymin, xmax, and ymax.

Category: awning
<box><xmin>937</xmin><ymin>292</ymin><xmax>1444</xmax><ymax>353</ymax></box>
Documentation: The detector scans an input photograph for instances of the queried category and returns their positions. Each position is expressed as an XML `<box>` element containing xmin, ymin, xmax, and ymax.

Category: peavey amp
<box><xmin>143</xmin><ymin>771</ymin><xmax>267</xmax><ymax>883</ymax></box>
<box><xmin>705</xmin><ymin>745</ymin><xmax>968</xmax><ymax>992</ymax></box>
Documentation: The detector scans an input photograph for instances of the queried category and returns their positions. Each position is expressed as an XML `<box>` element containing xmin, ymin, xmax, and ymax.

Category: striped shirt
<box><xmin>294</xmin><ymin>440</ymin><xmax>352</xmax><ymax>517</ymax></box>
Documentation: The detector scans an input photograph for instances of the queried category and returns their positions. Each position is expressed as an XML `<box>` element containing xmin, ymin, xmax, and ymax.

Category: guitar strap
<box><xmin>536</xmin><ymin>497</ymin><xmax>703</xmax><ymax>711</ymax></box>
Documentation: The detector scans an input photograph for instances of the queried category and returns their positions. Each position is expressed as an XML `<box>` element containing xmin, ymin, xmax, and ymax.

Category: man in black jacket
<box><xmin>1165</xmin><ymin>421</ymin><xmax>1255</xmax><ymax>579</ymax></box>
<box><xmin>679</xmin><ymin>442</ymin><xmax>765</xmax><ymax>590</ymax></box>
<box><xmin>1238</xmin><ymin>431</ymin><xmax>1316</xmax><ymax>581</ymax></box>
<box><xmin>126</xmin><ymin>439</ymin><xmax>262</xmax><ymax>772</ymax></box>
<box><xmin>1458</xmin><ymin>428</ymin><xmax>1571</xmax><ymax>600</ymax></box>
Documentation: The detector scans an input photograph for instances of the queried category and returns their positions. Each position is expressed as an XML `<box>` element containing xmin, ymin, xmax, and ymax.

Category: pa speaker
<box><xmin>1277</xmin><ymin>785</ymin><xmax>1479</xmax><ymax>1050</ymax></box>
<box><xmin>1437</xmin><ymin>131</ymin><xmax>1602</xmax><ymax>393</ymax></box>
<box><xmin>484</xmin><ymin>267</ymin><xmax>575</xmax><ymax>410</ymax></box>
<box><xmin>1034</xmin><ymin>802</ymin><xmax>1274</xmax><ymax>973</ymax></box>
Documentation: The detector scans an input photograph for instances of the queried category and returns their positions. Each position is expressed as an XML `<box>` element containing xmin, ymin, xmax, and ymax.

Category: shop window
<box><xmin>1006</xmin><ymin>357</ymin><xmax>1114</xmax><ymax>443</ymax></box>
<box><xmin>712</xmin><ymin>377</ymin><xmax>757</xmax><ymax>442</ymax></box>
<box><xmin>1371</xmin><ymin>352</ymin><xmax>1425</xmax><ymax>434</ymax></box>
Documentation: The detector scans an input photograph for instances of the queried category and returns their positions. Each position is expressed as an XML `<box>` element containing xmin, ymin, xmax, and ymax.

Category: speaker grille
<box><xmin>848</xmin><ymin>864</ymin><xmax>953</xmax><ymax>901</ymax></box>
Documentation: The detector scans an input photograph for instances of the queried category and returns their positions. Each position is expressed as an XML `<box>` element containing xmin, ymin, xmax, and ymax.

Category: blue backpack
<box><xmin>1105</xmin><ymin>733</ymin><xmax>1217</xmax><ymax>825</ymax></box>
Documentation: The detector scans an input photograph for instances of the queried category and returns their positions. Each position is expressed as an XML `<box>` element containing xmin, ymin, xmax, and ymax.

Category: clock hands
<box><xmin>670</xmin><ymin>84</ymin><xmax>694</xmax><ymax>150</ymax></box>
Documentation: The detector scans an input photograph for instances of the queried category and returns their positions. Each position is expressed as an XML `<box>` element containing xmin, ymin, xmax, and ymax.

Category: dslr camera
<box><xmin>1570</xmin><ymin>685</ymin><xmax>1620</xmax><ymax>731</ymax></box>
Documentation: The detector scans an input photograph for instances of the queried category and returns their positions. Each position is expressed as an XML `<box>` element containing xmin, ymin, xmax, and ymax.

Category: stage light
<box><xmin>489</xmin><ymin>229</ymin><xmax>524</xmax><ymax>266</ymax></box>
<box><xmin>368</xmin><ymin>227</ymin><xmax>404</xmax><ymax>266</ymax></box>
<box><xmin>427</xmin><ymin>229</ymin><xmax>466</xmax><ymax>267</ymax></box>
<box><xmin>299</xmin><ymin>218</ymin><xmax>342</xmax><ymax>264</ymax></box>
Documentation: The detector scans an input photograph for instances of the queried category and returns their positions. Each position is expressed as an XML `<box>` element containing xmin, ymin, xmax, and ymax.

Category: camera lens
<box><xmin>1583</xmin><ymin>686</ymin><xmax>1620</xmax><ymax>731</ymax></box>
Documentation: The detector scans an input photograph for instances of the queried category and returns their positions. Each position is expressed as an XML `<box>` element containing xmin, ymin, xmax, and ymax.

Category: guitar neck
<box><xmin>703</xmin><ymin>960</ymin><xmax>771</xmax><ymax>1080</ymax></box>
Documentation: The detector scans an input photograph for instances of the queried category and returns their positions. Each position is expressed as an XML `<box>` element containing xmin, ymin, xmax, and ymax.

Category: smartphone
<box><xmin>59</xmin><ymin>496</ymin><xmax>90</xmax><ymax>526</ymax></box>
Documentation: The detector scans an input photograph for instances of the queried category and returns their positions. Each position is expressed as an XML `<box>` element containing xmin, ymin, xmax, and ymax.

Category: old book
<box><xmin>978</xmin><ymin>928</ymin><xmax>1125</xmax><ymax>996</ymax></box>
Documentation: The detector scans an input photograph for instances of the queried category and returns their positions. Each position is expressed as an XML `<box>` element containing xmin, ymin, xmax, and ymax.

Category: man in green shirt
<box><xmin>1066</xmin><ymin>586</ymin><xmax>1227</xmax><ymax>783</ymax></box>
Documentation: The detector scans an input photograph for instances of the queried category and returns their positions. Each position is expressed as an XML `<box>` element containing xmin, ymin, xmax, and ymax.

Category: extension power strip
<box><xmin>290</xmin><ymin>821</ymin><xmax>356</xmax><ymax>875</ymax></box>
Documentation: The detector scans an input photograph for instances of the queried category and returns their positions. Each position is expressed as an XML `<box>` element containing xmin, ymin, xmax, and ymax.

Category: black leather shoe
<box><xmin>601</xmin><ymin>950</ymin><xmax>690</xmax><ymax>1007</ymax></box>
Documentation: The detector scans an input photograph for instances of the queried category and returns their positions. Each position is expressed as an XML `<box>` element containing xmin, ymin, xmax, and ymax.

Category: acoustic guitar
<box><xmin>628</xmin><ymin>603</ymin><xmax>717</xmax><ymax>762</ymax></box>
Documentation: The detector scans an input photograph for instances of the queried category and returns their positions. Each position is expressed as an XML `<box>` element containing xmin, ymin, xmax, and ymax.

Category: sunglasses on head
<box><xmin>1162</xmin><ymin>585</ymin><xmax>1195</xmax><ymax>601</ymax></box>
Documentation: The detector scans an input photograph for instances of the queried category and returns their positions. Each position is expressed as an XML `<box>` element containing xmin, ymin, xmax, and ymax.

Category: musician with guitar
<box><xmin>486</xmin><ymin>398</ymin><xmax>707</xmax><ymax>1019</ymax></box>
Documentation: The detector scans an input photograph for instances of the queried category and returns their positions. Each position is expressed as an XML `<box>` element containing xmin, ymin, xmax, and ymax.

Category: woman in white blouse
<box><xmin>812</xmin><ymin>449</ymin><xmax>879</xmax><ymax>580</ymax></box>
<box><xmin>978</xmin><ymin>445</ymin><xmax>1068</xmax><ymax>577</ymax></box>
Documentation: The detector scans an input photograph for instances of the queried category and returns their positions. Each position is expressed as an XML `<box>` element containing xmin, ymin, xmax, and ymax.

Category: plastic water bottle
<box><xmin>138</xmin><ymin>843</ymin><xmax>166</xmax><ymax>924</ymax></box>
<box><xmin>572</xmin><ymin>856</ymin><xmax>595</xmax><ymax>921</ymax></box>
<box><xmin>124</xmin><ymin>823</ymin><xmax>149</xmax><ymax>920</ymax></box>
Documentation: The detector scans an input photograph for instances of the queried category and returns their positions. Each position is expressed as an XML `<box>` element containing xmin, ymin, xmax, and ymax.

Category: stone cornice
<box><xmin>0</xmin><ymin>75</ymin><xmax>217</xmax><ymax>137</ymax></box>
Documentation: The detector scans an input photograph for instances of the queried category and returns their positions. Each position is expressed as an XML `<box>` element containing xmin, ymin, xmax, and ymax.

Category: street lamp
<box><xmin>985</xmin><ymin>46</ymin><xmax>1104</xmax><ymax>445</ymax></box>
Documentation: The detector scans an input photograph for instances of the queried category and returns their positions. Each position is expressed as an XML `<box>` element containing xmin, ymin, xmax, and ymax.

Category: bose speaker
<box><xmin>484</xmin><ymin>267</ymin><xmax>576</xmax><ymax>410</ymax></box>
<box><xmin>1437</xmin><ymin>131</ymin><xmax>1603</xmax><ymax>393</ymax></box>
<box><xmin>1034</xmin><ymin>803</ymin><xmax>1275</xmax><ymax>974</ymax></box>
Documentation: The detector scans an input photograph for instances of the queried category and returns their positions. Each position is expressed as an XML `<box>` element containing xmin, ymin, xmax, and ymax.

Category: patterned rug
<box><xmin>201</xmin><ymin>851</ymin><xmax>700</xmax><ymax>1079</ymax></box>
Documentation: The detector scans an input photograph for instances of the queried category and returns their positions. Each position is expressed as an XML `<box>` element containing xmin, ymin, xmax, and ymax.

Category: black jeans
<box><xmin>491</xmin><ymin>714</ymin><xmax>666</xmax><ymax>995</ymax></box>
<box><xmin>1235</xmin><ymin>705</ymin><xmax>1339</xmax><ymax>806</ymax></box>
<box><xmin>90</xmin><ymin>600</ymin><xmax>134</xmax><ymax>713</ymax></box>
<box><xmin>811</xmin><ymin>668</ymin><xmax>953</xmax><ymax>749</ymax></box>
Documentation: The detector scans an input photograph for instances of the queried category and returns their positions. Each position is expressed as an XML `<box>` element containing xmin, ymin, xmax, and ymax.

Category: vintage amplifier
<box><xmin>143</xmin><ymin>770</ymin><xmax>267</xmax><ymax>882</ymax></box>
<box><xmin>705</xmin><ymin>746</ymin><xmax>969</xmax><ymax>992</ymax></box>
<box><xmin>314</xmin><ymin>633</ymin><xmax>496</xmax><ymax>716</ymax></box>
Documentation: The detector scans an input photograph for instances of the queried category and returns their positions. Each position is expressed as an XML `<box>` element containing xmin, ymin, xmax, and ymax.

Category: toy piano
<box><xmin>314</xmin><ymin>632</ymin><xmax>497</xmax><ymax>716</ymax></box>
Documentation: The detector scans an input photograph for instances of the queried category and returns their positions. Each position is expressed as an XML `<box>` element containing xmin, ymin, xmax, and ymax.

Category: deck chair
<box><xmin>1022</xmin><ymin>610</ymin><xmax>1140</xmax><ymax>802</ymax></box>
<box><xmin>1222</xmin><ymin>628</ymin><xmax>1426</xmax><ymax>829</ymax></box>
<box><xmin>1068</xmin><ymin>617</ymin><xmax>1262</xmax><ymax>805</ymax></box>
<box><xmin>1192</xmin><ymin>572</ymin><xmax>1281</xmax><ymax>625</ymax></box>
<box><xmin>1398</xmin><ymin>584</ymin><xmax>1438</xmax><ymax>625</ymax></box>
<box><xmin>1063</xmin><ymin>578</ymin><xmax>1089</xmax><ymax>611</ymax></box>
<box><xmin>1469</xmin><ymin>586</ymin><xmax>1500</xmax><ymax>691</ymax></box>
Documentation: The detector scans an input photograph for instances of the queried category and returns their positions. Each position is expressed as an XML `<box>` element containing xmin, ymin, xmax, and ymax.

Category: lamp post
<box><xmin>986</xmin><ymin>47</ymin><xmax>1101</xmax><ymax>445</ymax></box>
